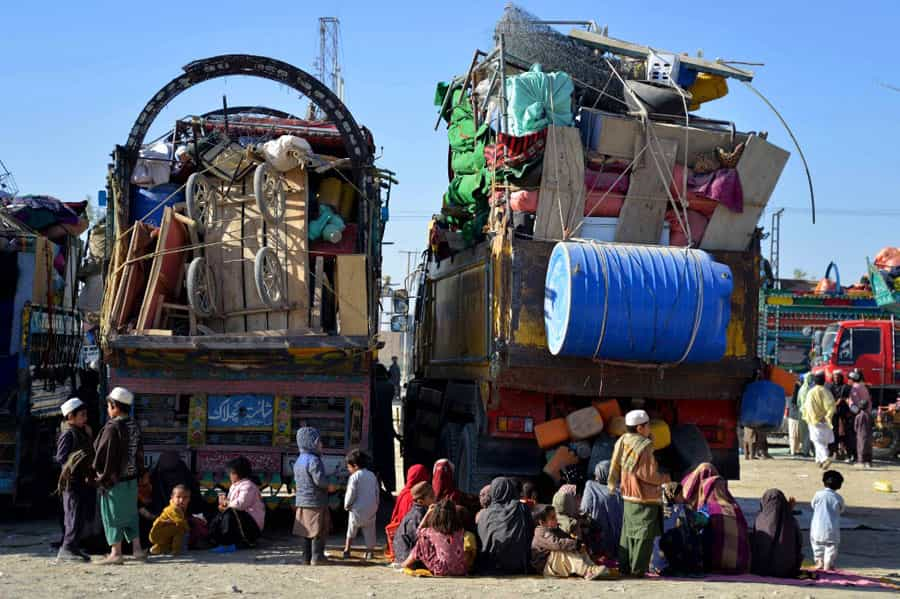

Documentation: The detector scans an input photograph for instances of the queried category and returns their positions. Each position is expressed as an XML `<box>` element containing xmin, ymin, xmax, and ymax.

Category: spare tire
<box><xmin>670</xmin><ymin>424</ymin><xmax>713</xmax><ymax>475</ymax></box>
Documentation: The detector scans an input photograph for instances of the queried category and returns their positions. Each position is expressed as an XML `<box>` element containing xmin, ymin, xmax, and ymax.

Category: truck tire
<box><xmin>670</xmin><ymin>424</ymin><xmax>714</xmax><ymax>474</ymax></box>
<box><xmin>456</xmin><ymin>422</ymin><xmax>495</xmax><ymax>494</ymax></box>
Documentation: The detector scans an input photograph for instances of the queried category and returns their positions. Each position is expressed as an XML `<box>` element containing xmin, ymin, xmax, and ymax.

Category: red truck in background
<box><xmin>812</xmin><ymin>319</ymin><xmax>900</xmax><ymax>459</ymax></box>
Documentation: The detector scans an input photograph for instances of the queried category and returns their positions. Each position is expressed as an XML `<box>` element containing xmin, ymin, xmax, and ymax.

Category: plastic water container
<box><xmin>740</xmin><ymin>380</ymin><xmax>786</xmax><ymax>429</ymax></box>
<box><xmin>130</xmin><ymin>184</ymin><xmax>185</xmax><ymax>226</ymax></box>
<box><xmin>544</xmin><ymin>242</ymin><xmax>733</xmax><ymax>363</ymax></box>
<box><xmin>566</xmin><ymin>406</ymin><xmax>604</xmax><ymax>441</ymax></box>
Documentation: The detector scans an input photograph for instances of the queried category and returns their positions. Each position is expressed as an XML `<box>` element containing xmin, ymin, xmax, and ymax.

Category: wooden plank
<box><xmin>238</xmin><ymin>179</ymin><xmax>268</xmax><ymax>333</ymax></box>
<box><xmin>568</xmin><ymin>29</ymin><xmax>754</xmax><ymax>81</ymax></box>
<box><xmin>700</xmin><ymin>135</ymin><xmax>790</xmax><ymax>251</ymax></box>
<box><xmin>110</xmin><ymin>224</ymin><xmax>153</xmax><ymax>329</ymax></box>
<box><xmin>31</xmin><ymin>236</ymin><xmax>50</xmax><ymax>305</ymax></box>
<box><xmin>534</xmin><ymin>125</ymin><xmax>586</xmax><ymax>240</ymax></box>
<box><xmin>220</xmin><ymin>183</ymin><xmax>246</xmax><ymax>333</ymax></box>
<box><xmin>335</xmin><ymin>255</ymin><xmax>368</xmax><ymax>336</ymax></box>
<box><xmin>614</xmin><ymin>129</ymin><xmax>677</xmax><ymax>243</ymax></box>
<box><xmin>280</xmin><ymin>166</ymin><xmax>309</xmax><ymax>331</ymax></box>
<box><xmin>592</xmin><ymin>111</ymin><xmax>749</xmax><ymax>165</ymax></box>
<box><xmin>310</xmin><ymin>256</ymin><xmax>324</xmax><ymax>332</ymax></box>
<box><xmin>136</xmin><ymin>208</ymin><xmax>189</xmax><ymax>331</ymax></box>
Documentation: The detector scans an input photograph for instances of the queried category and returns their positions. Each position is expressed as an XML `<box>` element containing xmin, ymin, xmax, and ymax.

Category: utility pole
<box><xmin>769</xmin><ymin>208</ymin><xmax>784</xmax><ymax>289</ymax></box>
<box><xmin>307</xmin><ymin>17</ymin><xmax>343</xmax><ymax>120</ymax></box>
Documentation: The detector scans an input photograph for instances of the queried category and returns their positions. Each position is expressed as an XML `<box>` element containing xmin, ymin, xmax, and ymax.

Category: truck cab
<box><xmin>815</xmin><ymin>319</ymin><xmax>900</xmax><ymax>405</ymax></box>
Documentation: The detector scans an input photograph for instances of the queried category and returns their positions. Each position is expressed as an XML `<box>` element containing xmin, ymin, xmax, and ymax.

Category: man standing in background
<box><xmin>389</xmin><ymin>356</ymin><xmax>401</xmax><ymax>401</ymax></box>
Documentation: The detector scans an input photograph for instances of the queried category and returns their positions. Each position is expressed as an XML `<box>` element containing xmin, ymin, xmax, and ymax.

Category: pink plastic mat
<box><xmin>651</xmin><ymin>570</ymin><xmax>900</xmax><ymax>590</ymax></box>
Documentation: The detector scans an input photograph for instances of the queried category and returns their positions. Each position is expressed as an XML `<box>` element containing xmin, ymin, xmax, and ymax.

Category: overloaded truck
<box><xmin>100</xmin><ymin>55</ymin><xmax>395</xmax><ymax>506</ymax></box>
<box><xmin>0</xmin><ymin>199</ymin><xmax>86</xmax><ymax>506</ymax></box>
<box><xmin>402</xmin><ymin>9</ymin><xmax>792</xmax><ymax>490</ymax></box>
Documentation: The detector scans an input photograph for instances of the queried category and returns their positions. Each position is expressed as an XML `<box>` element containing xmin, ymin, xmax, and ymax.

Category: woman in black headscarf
<box><xmin>750</xmin><ymin>488</ymin><xmax>803</xmax><ymax>578</ymax></box>
<box><xmin>476</xmin><ymin>477</ymin><xmax>534</xmax><ymax>574</ymax></box>
<box><xmin>150</xmin><ymin>451</ymin><xmax>209</xmax><ymax>518</ymax></box>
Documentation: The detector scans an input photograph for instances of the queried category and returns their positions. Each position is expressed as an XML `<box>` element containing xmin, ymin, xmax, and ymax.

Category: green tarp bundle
<box><xmin>437</xmin><ymin>84</ymin><xmax>492</xmax><ymax>244</ymax></box>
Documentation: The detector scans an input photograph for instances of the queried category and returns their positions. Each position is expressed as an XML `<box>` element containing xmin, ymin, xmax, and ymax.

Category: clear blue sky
<box><xmin>3</xmin><ymin>1</ymin><xmax>899</xmax><ymax>289</ymax></box>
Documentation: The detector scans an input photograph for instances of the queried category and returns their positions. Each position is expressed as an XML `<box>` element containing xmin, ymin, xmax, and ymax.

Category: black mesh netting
<box><xmin>494</xmin><ymin>4</ymin><xmax>640</xmax><ymax>113</ymax></box>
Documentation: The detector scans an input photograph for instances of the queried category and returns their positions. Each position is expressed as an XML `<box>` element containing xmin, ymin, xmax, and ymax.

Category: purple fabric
<box><xmin>688</xmin><ymin>169</ymin><xmax>743</xmax><ymax>213</ymax></box>
<box><xmin>692</xmin><ymin>475</ymin><xmax>750</xmax><ymax>574</ymax></box>
<box><xmin>3</xmin><ymin>195</ymin><xmax>80</xmax><ymax>230</ymax></box>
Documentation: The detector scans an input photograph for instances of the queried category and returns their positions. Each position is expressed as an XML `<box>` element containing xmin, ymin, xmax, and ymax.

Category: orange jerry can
<box><xmin>543</xmin><ymin>446</ymin><xmax>578</xmax><ymax>482</ymax></box>
<box><xmin>534</xmin><ymin>418</ymin><xmax>570</xmax><ymax>449</ymax></box>
<box><xmin>566</xmin><ymin>406</ymin><xmax>604</xmax><ymax>441</ymax></box>
<box><xmin>593</xmin><ymin>399</ymin><xmax>623</xmax><ymax>424</ymax></box>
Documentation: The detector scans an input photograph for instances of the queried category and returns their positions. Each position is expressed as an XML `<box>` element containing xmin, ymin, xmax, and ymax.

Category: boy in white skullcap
<box><xmin>608</xmin><ymin>409</ymin><xmax>669</xmax><ymax>576</ymax></box>
<box><xmin>93</xmin><ymin>387</ymin><xmax>146</xmax><ymax>564</ymax></box>
<box><xmin>55</xmin><ymin>398</ymin><xmax>95</xmax><ymax>562</ymax></box>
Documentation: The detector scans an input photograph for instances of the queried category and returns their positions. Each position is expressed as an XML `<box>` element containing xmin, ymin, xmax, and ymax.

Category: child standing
<box><xmin>342</xmin><ymin>449</ymin><xmax>379</xmax><ymax>561</ymax></box>
<box><xmin>531</xmin><ymin>505</ymin><xmax>610</xmax><ymax>580</ymax></box>
<box><xmin>810</xmin><ymin>470</ymin><xmax>845</xmax><ymax>571</ymax></box>
<box><xmin>55</xmin><ymin>398</ymin><xmax>95</xmax><ymax>562</ymax></box>
<box><xmin>149</xmin><ymin>485</ymin><xmax>191</xmax><ymax>555</ymax></box>
<box><xmin>294</xmin><ymin>427</ymin><xmax>337</xmax><ymax>565</ymax></box>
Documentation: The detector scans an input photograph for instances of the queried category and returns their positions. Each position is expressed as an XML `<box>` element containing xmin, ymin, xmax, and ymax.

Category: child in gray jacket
<box><xmin>293</xmin><ymin>427</ymin><xmax>336</xmax><ymax>565</ymax></box>
<box><xmin>342</xmin><ymin>449</ymin><xmax>379</xmax><ymax>560</ymax></box>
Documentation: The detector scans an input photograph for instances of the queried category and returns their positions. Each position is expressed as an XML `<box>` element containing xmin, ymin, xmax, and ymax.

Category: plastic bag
<box><xmin>505</xmin><ymin>64</ymin><xmax>574</xmax><ymax>136</ymax></box>
<box><xmin>261</xmin><ymin>135</ymin><xmax>312</xmax><ymax>172</ymax></box>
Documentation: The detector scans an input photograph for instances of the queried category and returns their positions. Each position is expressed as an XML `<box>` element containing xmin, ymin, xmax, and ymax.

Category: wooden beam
<box><xmin>568</xmin><ymin>29</ymin><xmax>755</xmax><ymax>82</ymax></box>
<box><xmin>310</xmin><ymin>256</ymin><xmax>324</xmax><ymax>332</ymax></box>
<box><xmin>614</xmin><ymin>129</ymin><xmax>677</xmax><ymax>244</ymax></box>
<box><xmin>701</xmin><ymin>135</ymin><xmax>790</xmax><ymax>251</ymax></box>
<box><xmin>535</xmin><ymin>126</ymin><xmax>586</xmax><ymax>240</ymax></box>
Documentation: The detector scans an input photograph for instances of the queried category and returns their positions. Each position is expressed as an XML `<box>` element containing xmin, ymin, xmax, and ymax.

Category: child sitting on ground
<box><xmin>342</xmin><ymin>449</ymin><xmax>379</xmax><ymax>561</ymax></box>
<box><xmin>520</xmin><ymin>481</ymin><xmax>538</xmax><ymax>507</ymax></box>
<box><xmin>531</xmin><ymin>505</ymin><xmax>611</xmax><ymax>580</ymax></box>
<box><xmin>392</xmin><ymin>481</ymin><xmax>435</xmax><ymax>567</ymax></box>
<box><xmin>149</xmin><ymin>485</ymin><xmax>191</xmax><ymax>555</ymax></box>
<box><xmin>811</xmin><ymin>470</ymin><xmax>845</xmax><ymax>571</ymax></box>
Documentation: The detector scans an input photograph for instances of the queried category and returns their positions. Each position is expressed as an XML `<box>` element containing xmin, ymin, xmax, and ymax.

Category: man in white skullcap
<box><xmin>54</xmin><ymin>398</ymin><xmax>94</xmax><ymax>562</ymax></box>
<box><xmin>93</xmin><ymin>387</ymin><xmax>146</xmax><ymax>564</ymax></box>
<box><xmin>607</xmin><ymin>409</ymin><xmax>668</xmax><ymax>576</ymax></box>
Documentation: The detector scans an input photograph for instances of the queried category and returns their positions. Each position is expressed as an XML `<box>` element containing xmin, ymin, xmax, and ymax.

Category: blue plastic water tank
<box><xmin>130</xmin><ymin>184</ymin><xmax>185</xmax><ymax>226</ymax></box>
<box><xmin>543</xmin><ymin>242</ymin><xmax>733</xmax><ymax>363</ymax></box>
<box><xmin>740</xmin><ymin>380</ymin><xmax>787</xmax><ymax>428</ymax></box>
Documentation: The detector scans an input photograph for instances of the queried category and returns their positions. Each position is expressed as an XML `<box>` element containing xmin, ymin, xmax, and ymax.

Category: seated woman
<box><xmin>476</xmin><ymin>477</ymin><xmax>534</xmax><ymax>575</ymax></box>
<box><xmin>150</xmin><ymin>451</ymin><xmax>209</xmax><ymax>518</ymax></box>
<box><xmin>580</xmin><ymin>460</ymin><xmax>623</xmax><ymax>561</ymax></box>
<box><xmin>208</xmin><ymin>457</ymin><xmax>265</xmax><ymax>551</ymax></box>
<box><xmin>750</xmin><ymin>489</ymin><xmax>803</xmax><ymax>578</ymax></box>
<box><xmin>552</xmin><ymin>484</ymin><xmax>584</xmax><ymax>539</ymax></box>
<box><xmin>681</xmin><ymin>463</ymin><xmax>750</xmax><ymax>574</ymax></box>
<box><xmin>385</xmin><ymin>464</ymin><xmax>430</xmax><ymax>561</ymax></box>
<box><xmin>401</xmin><ymin>498</ymin><xmax>468</xmax><ymax>576</ymax></box>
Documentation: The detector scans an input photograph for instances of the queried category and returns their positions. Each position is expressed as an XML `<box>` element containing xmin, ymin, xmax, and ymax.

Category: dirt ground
<box><xmin>1</xmin><ymin>449</ymin><xmax>899</xmax><ymax>599</ymax></box>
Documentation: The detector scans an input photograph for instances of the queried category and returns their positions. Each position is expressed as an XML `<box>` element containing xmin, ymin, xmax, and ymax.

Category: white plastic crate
<box><xmin>647</xmin><ymin>51</ymin><xmax>680</xmax><ymax>86</ymax></box>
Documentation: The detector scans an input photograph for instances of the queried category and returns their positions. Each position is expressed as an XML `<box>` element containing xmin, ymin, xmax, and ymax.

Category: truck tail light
<box><xmin>496</xmin><ymin>416</ymin><xmax>534</xmax><ymax>433</ymax></box>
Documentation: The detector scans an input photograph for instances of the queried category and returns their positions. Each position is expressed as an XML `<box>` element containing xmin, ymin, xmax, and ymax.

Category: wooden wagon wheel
<box><xmin>187</xmin><ymin>257</ymin><xmax>218</xmax><ymax>318</ymax></box>
<box><xmin>254</xmin><ymin>246</ymin><xmax>285</xmax><ymax>308</ymax></box>
<box><xmin>186</xmin><ymin>172</ymin><xmax>216</xmax><ymax>234</ymax></box>
<box><xmin>253</xmin><ymin>162</ymin><xmax>286</xmax><ymax>225</ymax></box>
